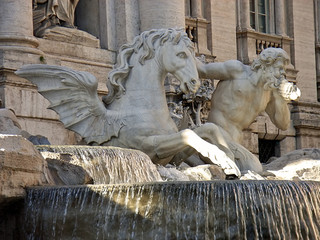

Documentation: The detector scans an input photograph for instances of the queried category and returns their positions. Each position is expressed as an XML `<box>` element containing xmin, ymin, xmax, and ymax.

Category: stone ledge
<box><xmin>293</xmin><ymin>119</ymin><xmax>320</xmax><ymax>129</ymax></box>
<box><xmin>37</xmin><ymin>38</ymin><xmax>115</xmax><ymax>65</ymax></box>
<box><xmin>41</xmin><ymin>26</ymin><xmax>100</xmax><ymax>48</ymax></box>
<box><xmin>292</xmin><ymin>101</ymin><xmax>320</xmax><ymax>130</ymax></box>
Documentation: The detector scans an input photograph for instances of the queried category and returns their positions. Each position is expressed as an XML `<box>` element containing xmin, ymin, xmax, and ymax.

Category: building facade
<box><xmin>0</xmin><ymin>0</ymin><xmax>319</xmax><ymax>161</ymax></box>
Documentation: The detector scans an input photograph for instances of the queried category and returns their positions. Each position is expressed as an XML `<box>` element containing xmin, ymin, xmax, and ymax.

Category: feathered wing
<box><xmin>16</xmin><ymin>64</ymin><xmax>125</xmax><ymax>144</ymax></box>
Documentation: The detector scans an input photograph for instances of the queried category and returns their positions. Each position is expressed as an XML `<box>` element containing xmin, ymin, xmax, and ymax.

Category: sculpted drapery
<box><xmin>33</xmin><ymin>0</ymin><xmax>79</xmax><ymax>37</ymax></box>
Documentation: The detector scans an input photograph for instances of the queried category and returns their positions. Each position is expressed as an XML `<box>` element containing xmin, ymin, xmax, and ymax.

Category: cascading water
<box><xmin>24</xmin><ymin>181</ymin><xmax>320</xmax><ymax>239</ymax></box>
<box><xmin>36</xmin><ymin>145</ymin><xmax>162</xmax><ymax>184</ymax></box>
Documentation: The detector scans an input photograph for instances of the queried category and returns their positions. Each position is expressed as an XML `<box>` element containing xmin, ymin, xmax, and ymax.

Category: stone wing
<box><xmin>16</xmin><ymin>64</ymin><xmax>123</xmax><ymax>144</ymax></box>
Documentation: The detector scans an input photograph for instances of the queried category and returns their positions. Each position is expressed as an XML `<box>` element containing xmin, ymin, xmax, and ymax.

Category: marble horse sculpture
<box><xmin>16</xmin><ymin>28</ymin><xmax>263</xmax><ymax>177</ymax></box>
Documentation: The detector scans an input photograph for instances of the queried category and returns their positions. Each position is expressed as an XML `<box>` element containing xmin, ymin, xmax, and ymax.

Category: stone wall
<box><xmin>289</xmin><ymin>1</ymin><xmax>320</xmax><ymax>150</ymax></box>
<box><xmin>209</xmin><ymin>0</ymin><xmax>238</xmax><ymax>61</ymax></box>
<box><xmin>292</xmin><ymin>0</ymin><xmax>317</xmax><ymax>102</ymax></box>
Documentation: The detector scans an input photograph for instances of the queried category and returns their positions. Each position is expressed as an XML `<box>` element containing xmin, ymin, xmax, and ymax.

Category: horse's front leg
<box><xmin>149</xmin><ymin>127</ymin><xmax>241</xmax><ymax>177</ymax></box>
<box><xmin>192</xmin><ymin>123</ymin><xmax>234</xmax><ymax>160</ymax></box>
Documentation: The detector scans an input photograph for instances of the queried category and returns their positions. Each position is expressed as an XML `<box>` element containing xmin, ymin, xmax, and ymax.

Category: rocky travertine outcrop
<box><xmin>157</xmin><ymin>164</ymin><xmax>226</xmax><ymax>181</ymax></box>
<box><xmin>0</xmin><ymin>108</ymin><xmax>50</xmax><ymax>145</ymax></box>
<box><xmin>263</xmin><ymin>148</ymin><xmax>320</xmax><ymax>181</ymax></box>
<box><xmin>37</xmin><ymin>145</ymin><xmax>163</xmax><ymax>184</ymax></box>
<box><xmin>0</xmin><ymin>135</ymin><xmax>49</xmax><ymax>203</ymax></box>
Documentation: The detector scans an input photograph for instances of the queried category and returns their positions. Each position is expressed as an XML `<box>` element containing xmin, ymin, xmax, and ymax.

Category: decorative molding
<box><xmin>185</xmin><ymin>17</ymin><xmax>211</xmax><ymax>55</ymax></box>
<box><xmin>291</xmin><ymin>101</ymin><xmax>320</xmax><ymax>130</ymax></box>
<box><xmin>237</xmin><ymin>29</ymin><xmax>292</xmax><ymax>55</ymax></box>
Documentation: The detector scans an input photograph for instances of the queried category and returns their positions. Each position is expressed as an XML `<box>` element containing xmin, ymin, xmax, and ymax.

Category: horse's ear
<box><xmin>173</xmin><ymin>32</ymin><xmax>181</xmax><ymax>45</ymax></box>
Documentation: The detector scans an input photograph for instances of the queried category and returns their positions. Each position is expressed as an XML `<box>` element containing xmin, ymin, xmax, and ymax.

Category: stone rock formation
<box><xmin>0</xmin><ymin>108</ymin><xmax>50</xmax><ymax>145</ymax></box>
<box><xmin>37</xmin><ymin>145</ymin><xmax>163</xmax><ymax>184</ymax></box>
<box><xmin>263</xmin><ymin>148</ymin><xmax>320</xmax><ymax>180</ymax></box>
<box><xmin>157</xmin><ymin>164</ymin><xmax>226</xmax><ymax>181</ymax></box>
<box><xmin>0</xmin><ymin>135</ymin><xmax>49</xmax><ymax>203</ymax></box>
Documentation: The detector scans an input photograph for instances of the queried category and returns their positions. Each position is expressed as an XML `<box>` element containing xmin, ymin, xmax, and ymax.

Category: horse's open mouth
<box><xmin>185</xmin><ymin>78</ymin><xmax>200</xmax><ymax>94</ymax></box>
<box><xmin>181</xmin><ymin>82</ymin><xmax>194</xmax><ymax>94</ymax></box>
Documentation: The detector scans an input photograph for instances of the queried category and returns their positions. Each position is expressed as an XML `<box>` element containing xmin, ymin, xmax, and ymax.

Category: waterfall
<box><xmin>24</xmin><ymin>181</ymin><xmax>320</xmax><ymax>239</ymax></box>
<box><xmin>37</xmin><ymin>145</ymin><xmax>162</xmax><ymax>184</ymax></box>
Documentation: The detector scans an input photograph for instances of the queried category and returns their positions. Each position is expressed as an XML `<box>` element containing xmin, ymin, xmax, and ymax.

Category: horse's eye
<box><xmin>177</xmin><ymin>52</ymin><xmax>187</xmax><ymax>58</ymax></box>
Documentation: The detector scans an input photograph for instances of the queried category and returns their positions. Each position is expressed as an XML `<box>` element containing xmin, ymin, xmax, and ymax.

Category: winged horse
<box><xmin>16</xmin><ymin>28</ymin><xmax>245</xmax><ymax>177</ymax></box>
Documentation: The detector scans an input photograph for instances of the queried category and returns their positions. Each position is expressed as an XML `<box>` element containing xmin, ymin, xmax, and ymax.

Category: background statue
<box><xmin>33</xmin><ymin>0</ymin><xmax>79</xmax><ymax>37</ymax></box>
<box><xmin>16</xmin><ymin>29</ymin><xmax>250</xmax><ymax>177</ymax></box>
<box><xmin>197</xmin><ymin>48</ymin><xmax>301</xmax><ymax>144</ymax></box>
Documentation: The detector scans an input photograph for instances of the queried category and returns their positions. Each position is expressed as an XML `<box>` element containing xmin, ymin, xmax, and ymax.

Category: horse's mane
<box><xmin>103</xmin><ymin>28</ymin><xmax>194</xmax><ymax>105</ymax></box>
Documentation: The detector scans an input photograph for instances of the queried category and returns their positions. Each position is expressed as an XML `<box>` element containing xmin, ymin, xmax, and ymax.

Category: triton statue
<box><xmin>197</xmin><ymin>48</ymin><xmax>301</xmax><ymax>144</ymax></box>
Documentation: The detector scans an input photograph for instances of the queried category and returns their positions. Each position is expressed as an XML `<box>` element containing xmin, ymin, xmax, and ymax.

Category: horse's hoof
<box><xmin>224</xmin><ymin>166</ymin><xmax>241</xmax><ymax>178</ymax></box>
<box><xmin>226</xmin><ymin>174</ymin><xmax>239</xmax><ymax>180</ymax></box>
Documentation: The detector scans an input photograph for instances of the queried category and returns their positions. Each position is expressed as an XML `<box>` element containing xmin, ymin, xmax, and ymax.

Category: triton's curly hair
<box><xmin>251</xmin><ymin>48</ymin><xmax>290</xmax><ymax>71</ymax></box>
<box><xmin>102</xmin><ymin>28</ymin><xmax>194</xmax><ymax>105</ymax></box>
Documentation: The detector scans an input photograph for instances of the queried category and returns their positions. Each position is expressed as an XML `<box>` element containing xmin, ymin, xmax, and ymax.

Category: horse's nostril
<box><xmin>191</xmin><ymin>78</ymin><xmax>197</xmax><ymax>85</ymax></box>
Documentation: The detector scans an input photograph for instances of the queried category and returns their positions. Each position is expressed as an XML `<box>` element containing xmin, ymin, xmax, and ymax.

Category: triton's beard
<box><xmin>263</xmin><ymin>70</ymin><xmax>286</xmax><ymax>90</ymax></box>
<box><xmin>263</xmin><ymin>71</ymin><xmax>301</xmax><ymax>101</ymax></box>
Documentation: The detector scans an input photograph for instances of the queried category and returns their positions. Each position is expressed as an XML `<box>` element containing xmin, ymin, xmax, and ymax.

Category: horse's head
<box><xmin>159</xmin><ymin>31</ymin><xmax>200</xmax><ymax>94</ymax></box>
<box><xmin>103</xmin><ymin>29</ymin><xmax>200</xmax><ymax>105</ymax></box>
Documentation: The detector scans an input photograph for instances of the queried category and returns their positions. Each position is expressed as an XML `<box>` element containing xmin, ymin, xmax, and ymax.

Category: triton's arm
<box><xmin>265</xmin><ymin>89</ymin><xmax>291</xmax><ymax>130</ymax></box>
<box><xmin>265</xmin><ymin>80</ymin><xmax>300</xmax><ymax>130</ymax></box>
<box><xmin>197</xmin><ymin>59</ymin><xmax>245</xmax><ymax>80</ymax></box>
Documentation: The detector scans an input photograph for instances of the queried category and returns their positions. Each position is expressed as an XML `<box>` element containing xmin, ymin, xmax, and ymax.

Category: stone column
<box><xmin>236</xmin><ymin>0</ymin><xmax>254</xmax><ymax>64</ymax></box>
<box><xmin>0</xmin><ymin>0</ymin><xmax>44</xmax><ymax>138</ymax></box>
<box><xmin>113</xmin><ymin>0</ymin><xmax>140</xmax><ymax>49</ymax></box>
<box><xmin>0</xmin><ymin>0</ymin><xmax>40</xmax><ymax>54</ymax></box>
<box><xmin>239</xmin><ymin>0</ymin><xmax>252</xmax><ymax>31</ymax></box>
<box><xmin>191</xmin><ymin>0</ymin><xmax>203</xmax><ymax>18</ymax></box>
<box><xmin>139</xmin><ymin>0</ymin><xmax>185</xmax><ymax>32</ymax></box>
<box><xmin>315</xmin><ymin>0</ymin><xmax>320</xmax><ymax>44</ymax></box>
<box><xmin>315</xmin><ymin>0</ymin><xmax>320</xmax><ymax>101</ymax></box>
<box><xmin>274</xmin><ymin>0</ymin><xmax>287</xmax><ymax>36</ymax></box>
